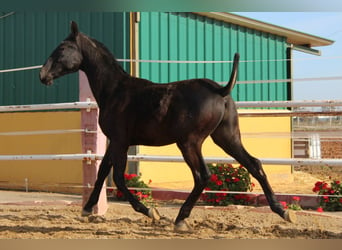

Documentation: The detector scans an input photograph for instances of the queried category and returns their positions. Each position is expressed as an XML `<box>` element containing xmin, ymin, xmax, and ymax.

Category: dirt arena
<box><xmin>0</xmin><ymin>201</ymin><xmax>341</xmax><ymax>239</ymax></box>
<box><xmin>0</xmin><ymin>169</ymin><xmax>341</xmax><ymax>239</ymax></box>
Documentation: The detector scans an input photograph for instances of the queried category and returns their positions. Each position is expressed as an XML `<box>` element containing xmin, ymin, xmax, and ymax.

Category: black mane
<box><xmin>79</xmin><ymin>32</ymin><xmax>129</xmax><ymax>76</ymax></box>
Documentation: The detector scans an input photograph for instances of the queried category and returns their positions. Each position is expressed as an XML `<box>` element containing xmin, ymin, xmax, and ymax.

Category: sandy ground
<box><xmin>0</xmin><ymin>201</ymin><xmax>341</xmax><ymax>239</ymax></box>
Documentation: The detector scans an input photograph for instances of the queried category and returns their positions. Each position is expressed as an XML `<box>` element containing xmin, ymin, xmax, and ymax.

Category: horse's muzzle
<box><xmin>39</xmin><ymin>66</ymin><xmax>53</xmax><ymax>85</ymax></box>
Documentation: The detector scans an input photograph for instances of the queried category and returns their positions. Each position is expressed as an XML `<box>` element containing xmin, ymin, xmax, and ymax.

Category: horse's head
<box><xmin>40</xmin><ymin>21</ymin><xmax>83</xmax><ymax>85</ymax></box>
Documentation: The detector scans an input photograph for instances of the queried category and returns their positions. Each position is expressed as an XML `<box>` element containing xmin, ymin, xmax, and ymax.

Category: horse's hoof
<box><xmin>81</xmin><ymin>209</ymin><xmax>92</xmax><ymax>217</ymax></box>
<box><xmin>174</xmin><ymin>220</ymin><xmax>193</xmax><ymax>233</ymax></box>
<box><xmin>88</xmin><ymin>215</ymin><xmax>106</xmax><ymax>223</ymax></box>
<box><xmin>148</xmin><ymin>207</ymin><xmax>161</xmax><ymax>221</ymax></box>
<box><xmin>284</xmin><ymin>210</ymin><xmax>297</xmax><ymax>223</ymax></box>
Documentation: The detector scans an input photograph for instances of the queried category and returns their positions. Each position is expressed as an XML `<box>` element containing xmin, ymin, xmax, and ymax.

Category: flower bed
<box><xmin>202</xmin><ymin>163</ymin><xmax>255</xmax><ymax>206</ymax></box>
<box><xmin>110</xmin><ymin>173</ymin><xmax>154</xmax><ymax>206</ymax></box>
<box><xmin>313</xmin><ymin>179</ymin><xmax>342</xmax><ymax>211</ymax></box>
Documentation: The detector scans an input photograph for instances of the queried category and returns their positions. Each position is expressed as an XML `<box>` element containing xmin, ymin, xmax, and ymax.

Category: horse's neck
<box><xmin>79</xmin><ymin>38</ymin><xmax>129</xmax><ymax>107</ymax></box>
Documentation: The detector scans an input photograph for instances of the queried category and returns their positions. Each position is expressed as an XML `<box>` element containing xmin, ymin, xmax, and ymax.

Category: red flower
<box><xmin>280</xmin><ymin>201</ymin><xmax>288</xmax><ymax>209</ymax></box>
<box><xmin>316</xmin><ymin>207</ymin><xmax>324</xmax><ymax>213</ymax></box>
<box><xmin>292</xmin><ymin>196</ymin><xmax>300</xmax><ymax>202</ymax></box>
<box><xmin>315</xmin><ymin>181</ymin><xmax>323</xmax><ymax>187</ymax></box>
<box><xmin>124</xmin><ymin>173</ymin><xmax>137</xmax><ymax>180</ymax></box>
<box><xmin>233</xmin><ymin>177</ymin><xmax>240</xmax><ymax>183</ymax></box>
<box><xmin>216</xmin><ymin>180</ymin><xmax>223</xmax><ymax>186</ymax></box>
<box><xmin>335</xmin><ymin>180</ymin><xmax>340</xmax><ymax>185</ymax></box>
<box><xmin>210</xmin><ymin>174</ymin><xmax>218</xmax><ymax>182</ymax></box>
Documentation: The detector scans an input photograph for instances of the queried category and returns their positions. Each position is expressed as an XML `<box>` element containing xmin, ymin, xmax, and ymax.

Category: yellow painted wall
<box><xmin>0</xmin><ymin>111</ymin><xmax>83</xmax><ymax>193</ymax></box>
<box><xmin>0</xmin><ymin>110</ymin><xmax>292</xmax><ymax>194</ymax></box>
<box><xmin>139</xmin><ymin>110</ymin><xmax>292</xmax><ymax>190</ymax></box>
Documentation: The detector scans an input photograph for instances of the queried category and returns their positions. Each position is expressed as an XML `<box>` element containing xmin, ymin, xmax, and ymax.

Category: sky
<box><xmin>235</xmin><ymin>12</ymin><xmax>342</xmax><ymax>101</ymax></box>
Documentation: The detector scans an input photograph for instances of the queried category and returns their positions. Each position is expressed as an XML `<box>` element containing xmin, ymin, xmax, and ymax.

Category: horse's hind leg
<box><xmin>211</xmin><ymin>118</ymin><xmax>296</xmax><ymax>222</ymax></box>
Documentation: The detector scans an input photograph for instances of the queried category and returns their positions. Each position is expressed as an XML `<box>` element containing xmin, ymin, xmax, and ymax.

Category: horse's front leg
<box><xmin>111</xmin><ymin>144</ymin><xmax>160</xmax><ymax>221</ymax></box>
<box><xmin>82</xmin><ymin>147</ymin><xmax>112</xmax><ymax>216</ymax></box>
<box><xmin>174</xmin><ymin>142</ymin><xmax>211</xmax><ymax>232</ymax></box>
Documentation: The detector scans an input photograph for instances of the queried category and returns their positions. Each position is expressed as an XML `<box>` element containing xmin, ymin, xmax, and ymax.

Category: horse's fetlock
<box><xmin>81</xmin><ymin>209</ymin><xmax>93</xmax><ymax>217</ymax></box>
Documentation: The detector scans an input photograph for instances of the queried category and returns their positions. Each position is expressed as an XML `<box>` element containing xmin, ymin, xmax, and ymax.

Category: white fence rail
<box><xmin>0</xmin><ymin>100</ymin><xmax>341</xmax><ymax>113</ymax></box>
<box><xmin>237</xmin><ymin>100</ymin><xmax>342</xmax><ymax>108</ymax></box>
<box><xmin>0</xmin><ymin>153</ymin><xmax>341</xmax><ymax>167</ymax></box>
<box><xmin>0</xmin><ymin>129</ymin><xmax>96</xmax><ymax>136</ymax></box>
<box><xmin>0</xmin><ymin>101</ymin><xmax>98</xmax><ymax>112</ymax></box>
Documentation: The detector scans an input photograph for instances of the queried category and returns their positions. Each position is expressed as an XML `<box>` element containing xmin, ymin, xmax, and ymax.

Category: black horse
<box><xmin>40</xmin><ymin>21</ymin><xmax>295</xmax><ymax>231</ymax></box>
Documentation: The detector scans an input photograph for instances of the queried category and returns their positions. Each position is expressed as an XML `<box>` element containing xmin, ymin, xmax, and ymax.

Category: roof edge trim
<box><xmin>194</xmin><ymin>12</ymin><xmax>334</xmax><ymax>47</ymax></box>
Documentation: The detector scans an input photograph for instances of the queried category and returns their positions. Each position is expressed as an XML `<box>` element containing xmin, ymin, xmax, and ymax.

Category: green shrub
<box><xmin>202</xmin><ymin>163</ymin><xmax>254</xmax><ymax>206</ymax></box>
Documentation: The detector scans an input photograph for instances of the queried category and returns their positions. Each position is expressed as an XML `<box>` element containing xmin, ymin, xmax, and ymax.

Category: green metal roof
<box><xmin>196</xmin><ymin>12</ymin><xmax>334</xmax><ymax>48</ymax></box>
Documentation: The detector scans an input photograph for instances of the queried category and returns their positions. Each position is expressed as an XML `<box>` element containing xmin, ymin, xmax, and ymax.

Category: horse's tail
<box><xmin>219</xmin><ymin>53</ymin><xmax>239</xmax><ymax>97</ymax></box>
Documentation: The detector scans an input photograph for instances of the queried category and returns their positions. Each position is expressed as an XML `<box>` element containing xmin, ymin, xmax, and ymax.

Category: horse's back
<box><xmin>124</xmin><ymin>78</ymin><xmax>227</xmax><ymax>145</ymax></box>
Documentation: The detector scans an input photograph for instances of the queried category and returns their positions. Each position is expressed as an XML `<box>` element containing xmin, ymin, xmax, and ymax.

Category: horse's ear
<box><xmin>70</xmin><ymin>21</ymin><xmax>79</xmax><ymax>37</ymax></box>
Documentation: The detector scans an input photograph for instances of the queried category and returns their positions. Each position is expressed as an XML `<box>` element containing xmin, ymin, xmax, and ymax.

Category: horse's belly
<box><xmin>131</xmin><ymin>127</ymin><xmax>176</xmax><ymax>146</ymax></box>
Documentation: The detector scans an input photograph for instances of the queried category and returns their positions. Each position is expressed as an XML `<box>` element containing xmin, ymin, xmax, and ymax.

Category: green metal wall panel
<box><xmin>0</xmin><ymin>12</ymin><xmax>130</xmax><ymax>106</ymax></box>
<box><xmin>139</xmin><ymin>12</ymin><xmax>289</xmax><ymax>103</ymax></box>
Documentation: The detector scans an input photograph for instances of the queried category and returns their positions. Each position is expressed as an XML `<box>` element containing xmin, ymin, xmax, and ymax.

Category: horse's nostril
<box><xmin>39</xmin><ymin>68</ymin><xmax>46</xmax><ymax>81</ymax></box>
<box><xmin>39</xmin><ymin>59</ymin><xmax>54</xmax><ymax>84</ymax></box>
<box><xmin>39</xmin><ymin>67</ymin><xmax>50</xmax><ymax>84</ymax></box>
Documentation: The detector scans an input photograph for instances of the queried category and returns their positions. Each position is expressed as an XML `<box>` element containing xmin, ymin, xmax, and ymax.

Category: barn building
<box><xmin>0</xmin><ymin>12</ymin><xmax>333</xmax><ymax>193</ymax></box>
